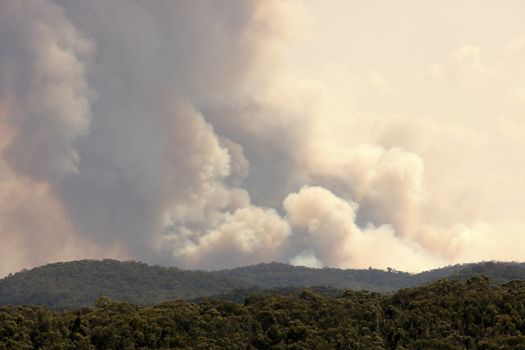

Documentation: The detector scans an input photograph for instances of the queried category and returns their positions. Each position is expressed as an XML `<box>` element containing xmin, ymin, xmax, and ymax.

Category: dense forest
<box><xmin>2</xmin><ymin>260</ymin><xmax>525</xmax><ymax>309</ymax></box>
<box><xmin>2</xmin><ymin>277</ymin><xmax>525</xmax><ymax>349</ymax></box>
<box><xmin>0</xmin><ymin>260</ymin><xmax>248</xmax><ymax>309</ymax></box>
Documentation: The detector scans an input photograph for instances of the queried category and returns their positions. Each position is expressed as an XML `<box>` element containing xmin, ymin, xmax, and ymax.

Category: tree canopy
<box><xmin>2</xmin><ymin>277</ymin><xmax>525</xmax><ymax>349</ymax></box>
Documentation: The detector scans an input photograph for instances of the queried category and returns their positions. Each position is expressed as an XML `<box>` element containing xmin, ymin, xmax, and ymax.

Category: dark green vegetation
<box><xmin>1</xmin><ymin>259</ymin><xmax>525</xmax><ymax>309</ymax></box>
<box><xmin>0</xmin><ymin>260</ymin><xmax>247</xmax><ymax>309</ymax></box>
<box><xmin>2</xmin><ymin>277</ymin><xmax>525</xmax><ymax>349</ymax></box>
<box><xmin>219</xmin><ymin>261</ymin><xmax>525</xmax><ymax>290</ymax></box>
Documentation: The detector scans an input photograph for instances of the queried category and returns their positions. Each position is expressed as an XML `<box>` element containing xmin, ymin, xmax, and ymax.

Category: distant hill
<box><xmin>0</xmin><ymin>260</ymin><xmax>248</xmax><ymax>309</ymax></box>
<box><xmin>214</xmin><ymin>262</ymin><xmax>414</xmax><ymax>291</ymax></box>
<box><xmin>1</xmin><ymin>259</ymin><xmax>525</xmax><ymax>308</ymax></box>
<box><xmin>214</xmin><ymin>261</ymin><xmax>525</xmax><ymax>292</ymax></box>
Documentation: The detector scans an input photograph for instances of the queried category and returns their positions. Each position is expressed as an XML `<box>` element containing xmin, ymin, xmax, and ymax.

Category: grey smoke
<box><xmin>1</xmin><ymin>0</ymin><xmax>523</xmax><ymax>276</ymax></box>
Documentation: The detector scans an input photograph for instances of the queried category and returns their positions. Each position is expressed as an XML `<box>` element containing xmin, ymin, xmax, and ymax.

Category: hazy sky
<box><xmin>0</xmin><ymin>0</ymin><xmax>524</xmax><ymax>276</ymax></box>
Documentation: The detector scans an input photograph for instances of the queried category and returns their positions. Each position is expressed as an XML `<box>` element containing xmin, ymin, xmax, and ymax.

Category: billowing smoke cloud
<box><xmin>283</xmin><ymin>186</ymin><xmax>441</xmax><ymax>271</ymax></box>
<box><xmin>165</xmin><ymin>206</ymin><xmax>291</xmax><ymax>270</ymax></box>
<box><xmin>0</xmin><ymin>0</ymin><xmax>121</xmax><ymax>275</ymax></box>
<box><xmin>1</xmin><ymin>0</ymin><xmax>524</xmax><ymax>276</ymax></box>
<box><xmin>0</xmin><ymin>0</ymin><xmax>94</xmax><ymax>181</ymax></box>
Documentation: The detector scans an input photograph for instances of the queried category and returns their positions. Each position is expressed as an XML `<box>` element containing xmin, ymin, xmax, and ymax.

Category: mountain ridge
<box><xmin>1</xmin><ymin>259</ymin><xmax>525</xmax><ymax>309</ymax></box>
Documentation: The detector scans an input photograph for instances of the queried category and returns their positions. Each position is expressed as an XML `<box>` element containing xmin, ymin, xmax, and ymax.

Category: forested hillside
<box><xmin>214</xmin><ymin>262</ymin><xmax>414</xmax><ymax>291</ymax></box>
<box><xmin>0</xmin><ymin>260</ymin><xmax>247</xmax><ymax>309</ymax></box>
<box><xmin>215</xmin><ymin>261</ymin><xmax>525</xmax><ymax>292</ymax></box>
<box><xmin>2</xmin><ymin>277</ymin><xmax>525</xmax><ymax>349</ymax></box>
<box><xmin>1</xmin><ymin>260</ymin><xmax>525</xmax><ymax>309</ymax></box>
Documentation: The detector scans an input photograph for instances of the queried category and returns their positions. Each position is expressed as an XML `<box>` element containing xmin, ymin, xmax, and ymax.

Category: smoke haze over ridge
<box><xmin>1</xmin><ymin>0</ymin><xmax>524</xmax><ymax>275</ymax></box>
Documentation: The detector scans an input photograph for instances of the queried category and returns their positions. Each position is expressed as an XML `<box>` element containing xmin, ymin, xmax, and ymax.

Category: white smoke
<box><xmin>164</xmin><ymin>206</ymin><xmax>291</xmax><ymax>270</ymax></box>
<box><xmin>283</xmin><ymin>186</ymin><xmax>441</xmax><ymax>271</ymax></box>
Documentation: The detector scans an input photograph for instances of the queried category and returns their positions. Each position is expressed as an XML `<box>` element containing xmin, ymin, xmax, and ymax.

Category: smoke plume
<box><xmin>1</xmin><ymin>0</ymin><xmax>524</xmax><ymax>275</ymax></box>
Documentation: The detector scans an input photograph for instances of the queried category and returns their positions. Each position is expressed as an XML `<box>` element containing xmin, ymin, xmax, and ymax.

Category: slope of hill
<box><xmin>0</xmin><ymin>260</ymin><xmax>248</xmax><ymax>309</ymax></box>
<box><xmin>450</xmin><ymin>261</ymin><xmax>525</xmax><ymax>282</ymax></box>
<box><xmin>1</xmin><ymin>259</ymin><xmax>525</xmax><ymax>309</ymax></box>
<box><xmin>213</xmin><ymin>262</ymin><xmax>414</xmax><ymax>292</ymax></box>
<box><xmin>214</xmin><ymin>261</ymin><xmax>525</xmax><ymax>292</ymax></box>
